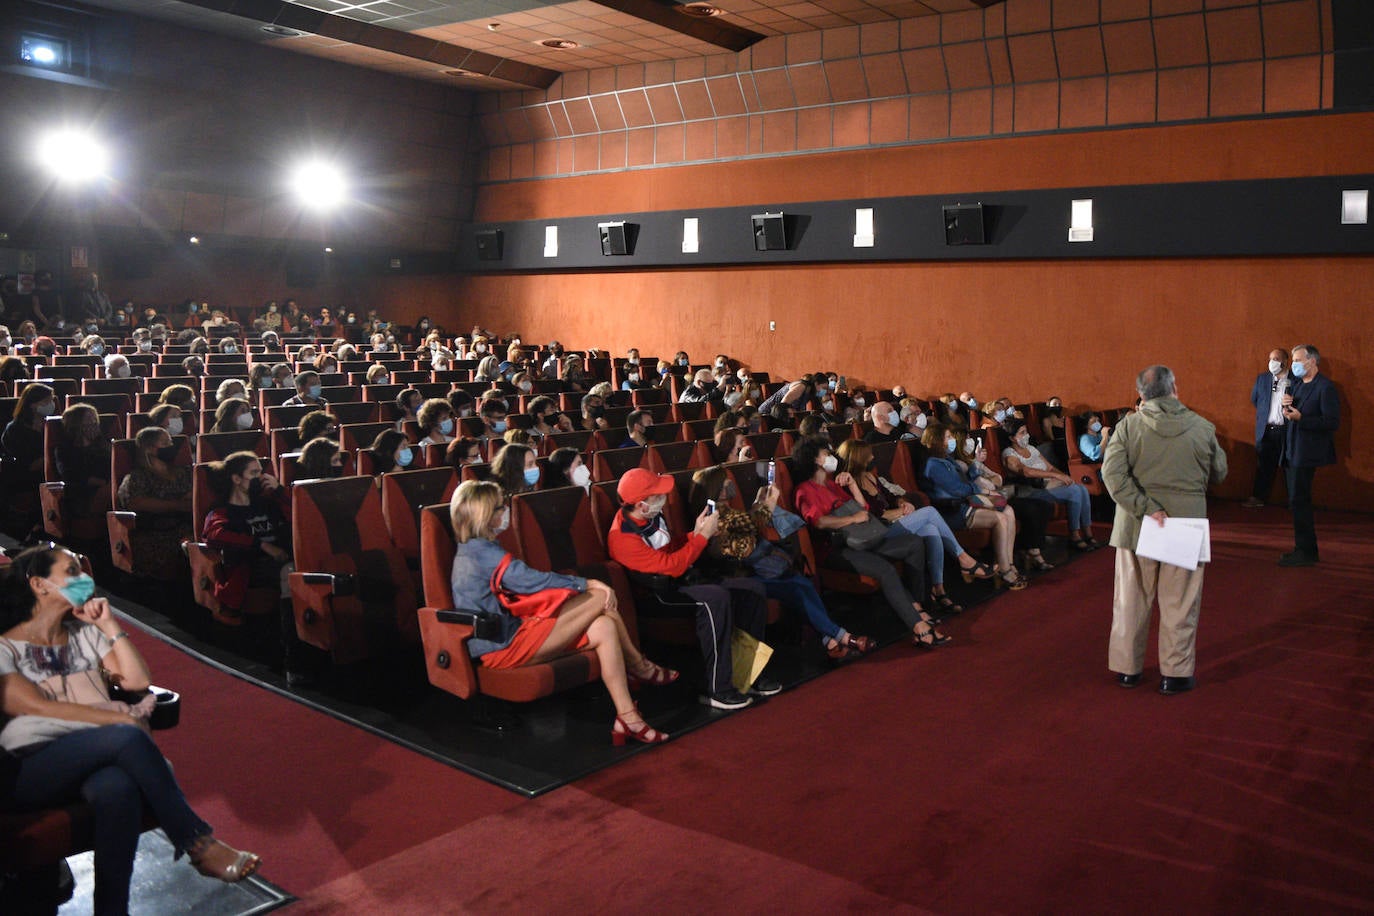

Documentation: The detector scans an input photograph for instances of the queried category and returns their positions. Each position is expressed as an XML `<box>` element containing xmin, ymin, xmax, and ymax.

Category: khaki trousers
<box><xmin>1109</xmin><ymin>548</ymin><xmax>1206</xmax><ymax>678</ymax></box>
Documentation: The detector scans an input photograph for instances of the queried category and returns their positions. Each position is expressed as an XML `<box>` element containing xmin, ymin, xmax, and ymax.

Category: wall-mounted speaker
<box><xmin>475</xmin><ymin>229</ymin><xmax>503</xmax><ymax>261</ymax></box>
<box><xmin>752</xmin><ymin>212</ymin><xmax>787</xmax><ymax>251</ymax></box>
<box><xmin>599</xmin><ymin>221</ymin><xmax>633</xmax><ymax>256</ymax></box>
<box><xmin>942</xmin><ymin>203</ymin><xmax>986</xmax><ymax>246</ymax></box>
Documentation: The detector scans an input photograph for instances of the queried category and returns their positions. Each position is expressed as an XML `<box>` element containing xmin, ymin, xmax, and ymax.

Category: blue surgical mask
<box><xmin>308</xmin><ymin>384</ymin><xmax>322</xmax><ymax>398</ymax></box>
<box><xmin>1291</xmin><ymin>360</ymin><xmax>1307</xmax><ymax>379</ymax></box>
<box><xmin>439</xmin><ymin>418</ymin><xmax>455</xmax><ymax>435</ymax></box>
<box><xmin>492</xmin><ymin>508</ymin><xmax>510</xmax><ymax>535</ymax></box>
<box><xmin>1090</xmin><ymin>421</ymin><xmax>1102</xmax><ymax>433</ymax></box>
<box><xmin>57</xmin><ymin>573</ymin><xmax>96</xmax><ymax>608</ymax></box>
<box><xmin>994</xmin><ymin>409</ymin><xmax>1007</xmax><ymax>422</ymax></box>
<box><xmin>492</xmin><ymin>420</ymin><xmax>507</xmax><ymax>434</ymax></box>
<box><xmin>523</xmin><ymin>467</ymin><xmax>540</xmax><ymax>486</ymax></box>
<box><xmin>946</xmin><ymin>438</ymin><xmax>957</xmax><ymax>454</ymax></box>
<box><xmin>397</xmin><ymin>447</ymin><xmax>413</xmax><ymax>467</ymax></box>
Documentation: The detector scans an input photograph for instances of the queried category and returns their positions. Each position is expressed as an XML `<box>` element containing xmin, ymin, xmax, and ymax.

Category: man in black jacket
<box><xmin>1279</xmin><ymin>344</ymin><xmax>1340</xmax><ymax>567</ymax></box>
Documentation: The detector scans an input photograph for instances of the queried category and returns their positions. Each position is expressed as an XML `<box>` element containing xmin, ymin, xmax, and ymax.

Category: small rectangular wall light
<box><xmin>1069</xmin><ymin>198</ymin><xmax>1094</xmax><ymax>242</ymax></box>
<box><xmin>682</xmin><ymin>217</ymin><xmax>699</xmax><ymax>254</ymax></box>
<box><xmin>543</xmin><ymin>225</ymin><xmax>558</xmax><ymax>258</ymax></box>
<box><xmin>1341</xmin><ymin>189</ymin><xmax>1369</xmax><ymax>225</ymax></box>
<box><xmin>853</xmin><ymin>208</ymin><xmax>874</xmax><ymax>248</ymax></box>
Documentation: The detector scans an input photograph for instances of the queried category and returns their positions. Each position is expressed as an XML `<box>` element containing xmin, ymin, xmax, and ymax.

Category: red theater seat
<box><xmin>380</xmin><ymin>467</ymin><xmax>460</xmax><ymax>569</ymax></box>
<box><xmin>107</xmin><ymin>436</ymin><xmax>192</xmax><ymax>577</ymax></box>
<box><xmin>184</xmin><ymin>463</ymin><xmax>278</xmax><ymax>626</ymax></box>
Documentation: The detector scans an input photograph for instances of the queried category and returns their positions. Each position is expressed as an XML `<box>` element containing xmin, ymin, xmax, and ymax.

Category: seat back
<box><xmin>680</xmin><ymin>418</ymin><xmax>716</xmax><ymax>441</ymax></box>
<box><xmin>67</xmin><ymin>392</ymin><xmax>133</xmax><ymax>418</ymax></box>
<box><xmin>592</xmin><ymin>445</ymin><xmax>647</xmax><ymax>482</ymax></box>
<box><xmin>543</xmin><ymin>429</ymin><xmax>605</xmax><ymax>457</ymax></box>
<box><xmin>340</xmin><ymin>421</ymin><xmax>394</xmax><ymax>454</ymax></box>
<box><xmin>82</xmin><ymin>378</ymin><xmax>140</xmax><ymax>397</ymax></box>
<box><xmin>744</xmin><ymin>431</ymin><xmax>784</xmax><ymax>460</ymax></box>
<box><xmin>196</xmin><ymin>431</ymin><xmax>269</xmax><ymax>463</ymax></box>
<box><xmin>380</xmin><ymin>468</ymin><xmax>460</xmax><ymax>565</ymax></box>
<box><xmin>330</xmin><ymin>401</ymin><xmax>378</xmax><ymax>424</ymax></box>
<box><xmin>645</xmin><ymin>440</ymin><xmax>711</xmax><ymax>473</ymax></box>
<box><xmin>511</xmin><ymin>486</ymin><xmax>605</xmax><ymax>570</ymax></box>
<box><xmin>266</xmin><ymin>405</ymin><xmax>313</xmax><ymax>431</ymax></box>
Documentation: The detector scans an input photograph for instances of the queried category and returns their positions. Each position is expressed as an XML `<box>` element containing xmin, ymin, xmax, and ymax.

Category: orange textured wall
<box><xmin>448</xmin><ymin>112</ymin><xmax>1374</xmax><ymax>511</ymax></box>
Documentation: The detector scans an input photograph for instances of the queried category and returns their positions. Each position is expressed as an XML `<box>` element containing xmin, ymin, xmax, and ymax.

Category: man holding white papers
<box><xmin>1102</xmin><ymin>366</ymin><xmax>1227</xmax><ymax>696</ymax></box>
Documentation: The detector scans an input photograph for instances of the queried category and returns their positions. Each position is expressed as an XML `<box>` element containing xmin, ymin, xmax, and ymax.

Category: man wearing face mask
<box><xmin>1102</xmin><ymin>365</ymin><xmax>1226</xmax><ymax>696</ymax></box>
<box><xmin>478</xmin><ymin>400</ymin><xmax>509</xmax><ymax>440</ymax></box>
<box><xmin>1243</xmin><ymin>348</ymin><xmax>1294</xmax><ymax>509</ymax></box>
<box><xmin>863</xmin><ymin>401</ymin><xmax>905</xmax><ymax>444</ymax></box>
<box><xmin>281</xmin><ymin>371</ymin><xmax>328</xmax><ymax>408</ymax></box>
<box><xmin>103</xmin><ymin>353</ymin><xmax>133</xmax><ymax>380</ymax></box>
<box><xmin>678</xmin><ymin>369</ymin><xmax>716</xmax><ymax>404</ymax></box>
<box><xmin>608</xmin><ymin>469</ymin><xmax>778</xmax><ymax>710</ymax></box>
<box><xmin>541</xmin><ymin>341</ymin><xmax>564</xmax><ymax>376</ymax></box>
<box><xmin>620</xmin><ymin>410</ymin><xmax>653</xmax><ymax>449</ymax></box>
<box><xmin>1277</xmin><ymin>344</ymin><xmax>1339</xmax><ymax>567</ymax></box>
<box><xmin>899</xmin><ymin>402</ymin><xmax>929</xmax><ymax>440</ymax></box>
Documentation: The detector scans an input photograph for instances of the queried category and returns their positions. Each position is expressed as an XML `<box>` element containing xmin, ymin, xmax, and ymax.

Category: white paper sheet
<box><xmin>1169</xmin><ymin>517</ymin><xmax>1211</xmax><ymax>563</ymax></box>
<box><xmin>1135</xmin><ymin>517</ymin><xmax>1207</xmax><ymax>570</ymax></box>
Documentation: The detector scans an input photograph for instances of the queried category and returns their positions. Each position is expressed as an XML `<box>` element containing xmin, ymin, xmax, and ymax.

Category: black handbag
<box><xmin>830</xmin><ymin>500</ymin><xmax>888</xmax><ymax>551</ymax></box>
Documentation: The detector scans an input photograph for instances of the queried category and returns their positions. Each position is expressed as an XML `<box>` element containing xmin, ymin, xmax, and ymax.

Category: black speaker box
<box><xmin>475</xmin><ymin>229</ymin><xmax>503</xmax><ymax>261</ymax></box>
<box><xmin>599</xmin><ymin>222</ymin><xmax>631</xmax><ymax>256</ymax></box>
<box><xmin>943</xmin><ymin>203</ymin><xmax>986</xmax><ymax>246</ymax></box>
<box><xmin>752</xmin><ymin>213</ymin><xmax>787</xmax><ymax>251</ymax></box>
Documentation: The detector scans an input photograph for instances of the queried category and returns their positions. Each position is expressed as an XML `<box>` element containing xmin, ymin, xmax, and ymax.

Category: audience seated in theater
<box><xmin>445</xmin><ymin>388</ymin><xmax>474</xmax><ymax>421</ymax></box>
<box><xmin>215</xmin><ymin>378</ymin><xmax>248</xmax><ymax>406</ymax></box>
<box><xmin>790</xmin><ymin>436</ymin><xmax>949</xmax><ymax>648</ymax></box>
<box><xmin>249</xmin><ymin>363</ymin><xmax>273</xmax><ymax>391</ymax></box>
<box><xmin>863</xmin><ymin>401</ymin><xmax>905</xmax><ymax>444</ymax></box>
<box><xmin>607</xmin><ymin>468</ymin><xmax>776</xmax><ymax>711</ymax></box>
<box><xmin>678</xmin><ymin>369</ymin><xmax>716</xmax><ymax>404</ymax></box>
<box><xmin>101</xmin><ymin>353</ymin><xmax>131</xmax><ymax>380</ymax></box>
<box><xmin>560</xmin><ymin>354</ymin><xmax>588</xmax><ymax>392</ymax></box>
<box><xmin>449</xmin><ymin>480</ymin><xmax>673</xmax><ymax>744</ymax></box>
<box><xmin>417</xmin><ymin>399</ymin><xmax>456</xmax><ymax>448</ymax></box>
<box><xmin>476</xmin><ymin>398</ymin><xmax>507</xmax><ymax>440</ymax></box>
<box><xmin>158</xmin><ymin>385</ymin><xmax>197</xmax><ymax>414</ymax></box>
<box><xmin>1078</xmin><ymin>412</ymin><xmax>1108</xmax><ymax>463</ymax></box>
<box><xmin>921</xmin><ymin>424</ymin><xmax>1024</xmax><ymax>590</ymax></box>
<box><xmin>527</xmin><ymin>396</ymin><xmax>570</xmax><ymax>438</ymax></box>
<box><xmin>0</xmin><ymin>356</ymin><xmax>28</xmax><ymax>386</ymax></box>
<box><xmin>689</xmin><ymin>465</ymin><xmax>874</xmax><ymax>660</ymax></box>
<box><xmin>282</xmin><ymin>371</ymin><xmax>326</xmax><ymax>409</ymax></box>
<box><xmin>201</xmin><ymin>451</ymin><xmax>306</xmax><ymax>675</ymax></box>
<box><xmin>545</xmin><ymin>446</ymin><xmax>591</xmax><ymax>490</ymax></box>
<box><xmin>0</xmin><ymin>545</ymin><xmax>261</xmax><ymax>914</ymax></box>
<box><xmin>298</xmin><ymin>437</ymin><xmax>342</xmax><ymax>479</ymax></box>
<box><xmin>312</xmin><ymin>351</ymin><xmax>340</xmax><ymax>376</ymax></box>
<box><xmin>79</xmin><ymin>334</ymin><xmax>107</xmax><ymax>358</ymax></box>
<box><xmin>366</xmin><ymin>429</ymin><xmax>412</xmax><ymax>475</ymax></box>
<box><xmin>620</xmin><ymin>410</ymin><xmax>652</xmax><ymax>449</ymax></box>
<box><xmin>270</xmin><ymin>363</ymin><xmax>293</xmax><ymax>389</ymax></box>
<box><xmin>181</xmin><ymin>356</ymin><xmax>206</xmax><ymax>379</ymax></box>
<box><xmin>56</xmin><ymin>404</ymin><xmax>112</xmax><ymax>523</ymax></box>
<box><xmin>577</xmin><ymin>392</ymin><xmax>609</xmax><ymax>433</ymax></box>
<box><xmin>2</xmin><ymin>384</ymin><xmax>55</xmax><ymax>517</ymax></box>
<box><xmin>1002</xmin><ymin>419</ymin><xmax>1099</xmax><ymax>552</ymax></box>
<box><xmin>117</xmin><ymin>426</ymin><xmax>194</xmax><ymax>579</ymax></box>
<box><xmin>211</xmin><ymin>398</ymin><xmax>254</xmax><ymax>433</ymax></box>
<box><xmin>297</xmin><ymin>410</ymin><xmax>337</xmax><ymax>445</ymax></box>
<box><xmin>445</xmin><ymin>437</ymin><xmax>483</xmax><ymax>471</ymax></box>
<box><xmin>835</xmin><ymin>439</ymin><xmax>992</xmax><ymax>617</ymax></box>
<box><xmin>491</xmin><ymin>442</ymin><xmax>539</xmax><ymax>495</ymax></box>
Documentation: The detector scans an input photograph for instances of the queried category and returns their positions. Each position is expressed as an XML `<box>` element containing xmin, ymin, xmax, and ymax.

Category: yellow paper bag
<box><xmin>731</xmin><ymin>628</ymin><xmax>773</xmax><ymax>693</ymax></box>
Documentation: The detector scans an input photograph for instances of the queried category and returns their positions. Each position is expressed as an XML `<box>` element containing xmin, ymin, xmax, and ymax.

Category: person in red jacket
<box><xmin>200</xmin><ymin>451</ymin><xmax>311</xmax><ymax>685</ymax></box>
<box><xmin>607</xmin><ymin>468</ymin><xmax>779</xmax><ymax>710</ymax></box>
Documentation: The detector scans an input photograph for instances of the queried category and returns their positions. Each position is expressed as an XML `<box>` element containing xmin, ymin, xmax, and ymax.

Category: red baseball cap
<box><xmin>617</xmin><ymin>468</ymin><xmax>674</xmax><ymax>505</ymax></box>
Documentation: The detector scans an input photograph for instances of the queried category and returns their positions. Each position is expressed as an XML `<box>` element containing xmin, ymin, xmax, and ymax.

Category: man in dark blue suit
<box><xmin>1279</xmin><ymin>344</ymin><xmax>1340</xmax><ymax>566</ymax></box>
<box><xmin>1244</xmin><ymin>347</ymin><xmax>1294</xmax><ymax>508</ymax></box>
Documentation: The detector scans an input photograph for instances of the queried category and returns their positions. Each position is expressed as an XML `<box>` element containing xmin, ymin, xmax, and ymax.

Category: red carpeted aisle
<box><xmin>139</xmin><ymin>504</ymin><xmax>1374</xmax><ymax>913</ymax></box>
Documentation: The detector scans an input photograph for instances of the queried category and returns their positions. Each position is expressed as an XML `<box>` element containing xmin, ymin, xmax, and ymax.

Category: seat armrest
<box><xmin>436</xmin><ymin>608</ymin><xmax>503</xmax><ymax>641</ymax></box>
<box><xmin>298</xmin><ymin>571</ymin><xmax>357</xmax><ymax>596</ymax></box>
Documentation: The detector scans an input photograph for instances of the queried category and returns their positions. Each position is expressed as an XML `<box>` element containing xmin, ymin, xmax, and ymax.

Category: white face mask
<box><xmin>964</xmin><ymin>438</ymin><xmax>976</xmax><ymax>455</ymax></box>
<box><xmin>1268</xmin><ymin>359</ymin><xmax>1283</xmax><ymax>375</ymax></box>
<box><xmin>168</xmin><ymin>416</ymin><xmax>184</xmax><ymax>436</ymax></box>
<box><xmin>235</xmin><ymin>412</ymin><xmax>254</xmax><ymax>429</ymax></box>
<box><xmin>114</xmin><ymin>365</ymin><xmax>131</xmax><ymax>379</ymax></box>
<box><xmin>724</xmin><ymin>392</ymin><xmax>742</xmax><ymax>407</ymax></box>
<box><xmin>887</xmin><ymin>410</ymin><xmax>901</xmax><ymax>427</ymax></box>
<box><xmin>914</xmin><ymin>414</ymin><xmax>928</xmax><ymax>430</ymax></box>
<box><xmin>571</xmin><ymin>464</ymin><xmax>591</xmax><ymax>489</ymax></box>
<box><xmin>821</xmin><ymin>454</ymin><xmax>838</xmax><ymax>473</ymax></box>
<box><xmin>138</xmin><ymin>340</ymin><xmax>153</xmax><ymax>352</ymax></box>
<box><xmin>1016</xmin><ymin>433</ymin><xmax>1031</xmax><ymax>447</ymax></box>
<box><xmin>519</xmin><ymin>381</ymin><xmax>533</xmax><ymax>392</ymax></box>
<box><xmin>628</xmin><ymin>374</ymin><xmax>639</xmax><ymax>383</ymax></box>
<box><xmin>853</xmin><ymin>397</ymin><xmax>865</xmax><ymax>408</ymax></box>
<box><xmin>491</xmin><ymin>508</ymin><xmax>510</xmax><ymax>536</ymax></box>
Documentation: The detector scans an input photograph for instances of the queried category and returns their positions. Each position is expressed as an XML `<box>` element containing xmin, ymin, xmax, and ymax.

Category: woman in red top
<box><xmin>791</xmin><ymin>436</ymin><xmax>950</xmax><ymax>649</ymax></box>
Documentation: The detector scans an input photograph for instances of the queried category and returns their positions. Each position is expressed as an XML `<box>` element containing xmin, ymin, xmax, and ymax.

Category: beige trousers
<box><xmin>1109</xmin><ymin>548</ymin><xmax>1206</xmax><ymax>678</ymax></box>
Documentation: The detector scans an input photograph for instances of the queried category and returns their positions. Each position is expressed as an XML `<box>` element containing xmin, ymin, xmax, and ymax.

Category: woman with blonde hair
<box><xmin>448</xmin><ymin>480</ymin><xmax>673</xmax><ymax>745</ymax></box>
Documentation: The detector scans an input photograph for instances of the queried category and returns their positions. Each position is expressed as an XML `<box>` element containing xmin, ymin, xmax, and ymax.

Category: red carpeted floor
<box><xmin>142</xmin><ymin>502</ymin><xmax>1374</xmax><ymax>914</ymax></box>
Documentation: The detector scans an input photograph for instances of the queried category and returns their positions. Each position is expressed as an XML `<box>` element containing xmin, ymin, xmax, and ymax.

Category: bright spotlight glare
<box><xmin>36</xmin><ymin>129</ymin><xmax>109</xmax><ymax>183</ymax></box>
<box><xmin>291</xmin><ymin>160</ymin><xmax>348</xmax><ymax>211</ymax></box>
<box><xmin>32</xmin><ymin>45</ymin><xmax>57</xmax><ymax>64</ymax></box>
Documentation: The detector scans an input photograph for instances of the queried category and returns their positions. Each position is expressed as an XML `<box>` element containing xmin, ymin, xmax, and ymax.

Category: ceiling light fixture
<box><xmin>537</xmin><ymin>39</ymin><xmax>580</xmax><ymax>49</ymax></box>
<box><xmin>261</xmin><ymin>25</ymin><xmax>302</xmax><ymax>37</ymax></box>
<box><xmin>487</xmin><ymin>22</ymin><xmax>502</xmax><ymax>31</ymax></box>
<box><xmin>679</xmin><ymin>3</ymin><xmax>725</xmax><ymax>17</ymax></box>
<box><xmin>442</xmin><ymin>68</ymin><xmax>486</xmax><ymax>79</ymax></box>
<box><xmin>35</xmin><ymin>129</ymin><xmax>110</xmax><ymax>184</ymax></box>
<box><xmin>289</xmin><ymin>159</ymin><xmax>349</xmax><ymax>212</ymax></box>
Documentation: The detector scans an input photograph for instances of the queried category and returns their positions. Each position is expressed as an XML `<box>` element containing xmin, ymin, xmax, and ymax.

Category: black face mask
<box><xmin>156</xmin><ymin>445</ymin><xmax>179</xmax><ymax>464</ymax></box>
<box><xmin>587</xmin><ymin>406</ymin><xmax>605</xmax><ymax>419</ymax></box>
<box><xmin>1046</xmin><ymin>406</ymin><xmax>1063</xmax><ymax>416</ymax></box>
<box><xmin>247</xmin><ymin>478</ymin><xmax>265</xmax><ymax>500</ymax></box>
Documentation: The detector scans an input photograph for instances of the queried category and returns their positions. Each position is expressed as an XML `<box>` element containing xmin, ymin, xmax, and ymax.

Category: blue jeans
<box><xmin>759</xmin><ymin>572</ymin><xmax>845</xmax><ymax>642</ymax></box>
<box><xmin>886</xmin><ymin>505</ymin><xmax>964</xmax><ymax>586</ymax></box>
<box><xmin>1030</xmin><ymin>483</ymin><xmax>1092</xmax><ymax>531</ymax></box>
<box><xmin>5</xmin><ymin>725</ymin><xmax>211</xmax><ymax>916</ymax></box>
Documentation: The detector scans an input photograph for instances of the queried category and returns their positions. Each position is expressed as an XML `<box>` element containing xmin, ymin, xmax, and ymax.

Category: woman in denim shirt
<box><xmin>920</xmin><ymin>424</ymin><xmax>1025</xmax><ymax>590</ymax></box>
<box><xmin>448</xmin><ymin>480</ymin><xmax>674</xmax><ymax>745</ymax></box>
<box><xmin>1078</xmin><ymin>412</ymin><xmax>1109</xmax><ymax>462</ymax></box>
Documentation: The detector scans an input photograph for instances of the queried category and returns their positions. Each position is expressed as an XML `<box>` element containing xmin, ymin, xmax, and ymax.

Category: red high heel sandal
<box><xmin>627</xmin><ymin>659</ymin><xmax>681</xmax><ymax>688</ymax></box>
<box><xmin>612</xmin><ymin>713</ymin><xmax>670</xmax><ymax>746</ymax></box>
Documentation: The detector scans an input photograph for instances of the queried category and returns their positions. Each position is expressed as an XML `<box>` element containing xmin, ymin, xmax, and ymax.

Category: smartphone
<box><xmin>767</xmin><ymin>459</ymin><xmax>776</xmax><ymax>486</ymax></box>
<box><xmin>838</xmin><ymin>376</ymin><xmax>847</xmax><ymax>390</ymax></box>
<box><xmin>705</xmin><ymin>499</ymin><xmax>717</xmax><ymax>515</ymax></box>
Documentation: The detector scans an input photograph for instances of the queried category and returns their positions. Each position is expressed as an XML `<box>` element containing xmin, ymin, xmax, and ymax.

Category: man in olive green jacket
<box><xmin>1102</xmin><ymin>365</ymin><xmax>1227</xmax><ymax>696</ymax></box>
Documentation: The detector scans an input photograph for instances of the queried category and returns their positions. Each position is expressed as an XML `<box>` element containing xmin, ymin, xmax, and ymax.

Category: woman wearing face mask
<box><xmin>920</xmin><ymin>424</ymin><xmax>1025</xmax><ymax>590</ymax></box>
<box><xmin>835</xmin><ymin>439</ymin><xmax>994</xmax><ymax>616</ymax></box>
<box><xmin>215</xmin><ymin>378</ymin><xmax>248</xmax><ymax>406</ymax></box>
<box><xmin>180</xmin><ymin>356</ymin><xmax>206</xmax><ymax>379</ymax></box>
<box><xmin>473</xmin><ymin>354</ymin><xmax>501</xmax><ymax>383</ymax></box>
<box><xmin>298</xmin><ymin>437</ymin><xmax>343</xmax><ymax>480</ymax></box>
<box><xmin>117</xmin><ymin>426</ymin><xmax>194</xmax><ymax>579</ymax></box>
<box><xmin>248</xmin><ymin>363</ymin><xmax>273</xmax><ymax>391</ymax></box>
<box><xmin>0</xmin><ymin>546</ymin><xmax>261</xmax><ymax>915</ymax></box>
<box><xmin>689</xmin><ymin>465</ymin><xmax>875</xmax><ymax>660</ymax></box>
<box><xmin>1040</xmin><ymin>396</ymin><xmax>1067</xmax><ymax>445</ymax></box>
<box><xmin>545</xmin><ymin>447</ymin><xmax>591</xmax><ymax>490</ymax></box>
<box><xmin>0</xmin><ymin>355</ymin><xmax>29</xmax><ymax>386</ymax></box>
<box><xmin>312</xmin><ymin>352</ymin><xmax>340</xmax><ymax>377</ymax></box>
<box><xmin>490</xmin><ymin>442</ymin><xmax>540</xmax><ymax>495</ymax></box>
<box><xmin>79</xmin><ymin>334</ymin><xmax>107</xmax><ymax>359</ymax></box>
<box><xmin>218</xmin><ymin>337</ymin><xmax>241</xmax><ymax>356</ymax></box>
<box><xmin>262</xmin><ymin>300</ymin><xmax>281</xmax><ymax>330</ymax></box>
<box><xmin>2</xmin><ymin>385</ymin><xmax>56</xmax><ymax>522</ymax></box>
<box><xmin>56</xmin><ymin>404</ymin><xmax>112</xmax><ymax>525</ymax></box>
<box><xmin>672</xmin><ymin>351</ymin><xmax>690</xmax><ymax>371</ymax></box>
<box><xmin>211</xmin><ymin>398</ymin><xmax>255</xmax><ymax>434</ymax></box>
<box><xmin>652</xmin><ymin>359</ymin><xmax>674</xmax><ymax>390</ymax></box>
<box><xmin>619</xmin><ymin>361</ymin><xmax>652</xmax><ymax>392</ymax></box>
<box><xmin>791</xmin><ymin>437</ymin><xmax>949</xmax><ymax>648</ymax></box>
<box><xmin>449</xmin><ymin>480</ymin><xmax>672</xmax><ymax>744</ymax></box>
<box><xmin>444</xmin><ymin>437</ymin><xmax>484</xmax><ymax>471</ymax></box>
<box><xmin>578</xmin><ymin>393</ymin><xmax>609</xmax><ymax>432</ymax></box>
<box><xmin>1077</xmin><ymin>412</ymin><xmax>1109</xmax><ymax>463</ymax></box>
<box><xmin>1002</xmin><ymin>420</ymin><xmax>1099</xmax><ymax>552</ymax></box>
<box><xmin>297</xmin><ymin>410</ymin><xmax>337</xmax><ymax>446</ymax></box>
<box><xmin>417</xmin><ymin>398</ymin><xmax>457</xmax><ymax>448</ymax></box>
<box><xmin>364</xmin><ymin>363</ymin><xmax>390</xmax><ymax>386</ymax></box>
<box><xmin>202</xmin><ymin>452</ymin><xmax>307</xmax><ymax>677</ymax></box>
<box><xmin>365</xmin><ymin>429</ymin><xmax>412</xmax><ymax>475</ymax></box>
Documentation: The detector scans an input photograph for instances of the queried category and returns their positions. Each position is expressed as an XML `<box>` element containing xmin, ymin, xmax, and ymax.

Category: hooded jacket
<box><xmin>1101</xmin><ymin>397</ymin><xmax>1227</xmax><ymax>551</ymax></box>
